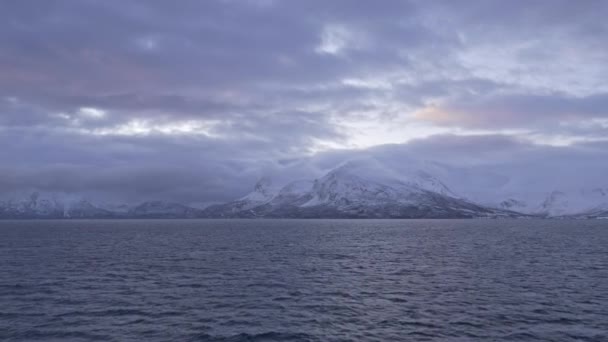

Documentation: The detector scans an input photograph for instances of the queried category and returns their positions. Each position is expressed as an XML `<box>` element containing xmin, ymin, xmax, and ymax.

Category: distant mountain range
<box><xmin>2</xmin><ymin>158</ymin><xmax>608</xmax><ymax>219</ymax></box>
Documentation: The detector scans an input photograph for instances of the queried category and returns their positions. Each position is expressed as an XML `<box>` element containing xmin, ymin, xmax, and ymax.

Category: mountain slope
<box><xmin>1</xmin><ymin>158</ymin><xmax>606</xmax><ymax>219</ymax></box>
<box><xmin>128</xmin><ymin>201</ymin><xmax>200</xmax><ymax>218</ymax></box>
<box><xmin>0</xmin><ymin>192</ymin><xmax>114</xmax><ymax>218</ymax></box>
<box><xmin>202</xmin><ymin>161</ymin><xmax>523</xmax><ymax>218</ymax></box>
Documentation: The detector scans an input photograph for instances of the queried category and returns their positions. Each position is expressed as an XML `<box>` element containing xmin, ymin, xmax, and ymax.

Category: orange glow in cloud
<box><xmin>414</xmin><ymin>106</ymin><xmax>461</xmax><ymax>125</ymax></box>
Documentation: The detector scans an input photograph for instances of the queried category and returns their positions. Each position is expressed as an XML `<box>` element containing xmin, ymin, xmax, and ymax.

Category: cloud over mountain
<box><xmin>1</xmin><ymin>0</ymin><xmax>607</xmax><ymax>203</ymax></box>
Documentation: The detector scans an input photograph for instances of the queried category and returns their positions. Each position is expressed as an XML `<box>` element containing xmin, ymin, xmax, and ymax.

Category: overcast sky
<box><xmin>2</xmin><ymin>0</ymin><xmax>608</xmax><ymax>203</ymax></box>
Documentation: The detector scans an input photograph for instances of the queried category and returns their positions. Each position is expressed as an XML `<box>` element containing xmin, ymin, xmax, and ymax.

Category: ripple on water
<box><xmin>1</xmin><ymin>219</ymin><xmax>607</xmax><ymax>341</ymax></box>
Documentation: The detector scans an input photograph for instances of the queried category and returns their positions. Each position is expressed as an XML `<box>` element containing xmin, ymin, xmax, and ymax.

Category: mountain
<box><xmin>447</xmin><ymin>168</ymin><xmax>608</xmax><ymax>217</ymax></box>
<box><xmin>199</xmin><ymin>177</ymin><xmax>282</xmax><ymax>217</ymax></box>
<box><xmin>576</xmin><ymin>208</ymin><xmax>608</xmax><ymax>219</ymax></box>
<box><xmin>0</xmin><ymin>192</ymin><xmax>113</xmax><ymax>218</ymax></box>
<box><xmin>1</xmin><ymin>158</ymin><xmax>607</xmax><ymax>219</ymax></box>
<box><xmin>128</xmin><ymin>201</ymin><xmax>200</xmax><ymax>218</ymax></box>
<box><xmin>202</xmin><ymin>160</ymin><xmax>523</xmax><ymax>218</ymax></box>
<box><xmin>0</xmin><ymin>192</ymin><xmax>205</xmax><ymax>219</ymax></box>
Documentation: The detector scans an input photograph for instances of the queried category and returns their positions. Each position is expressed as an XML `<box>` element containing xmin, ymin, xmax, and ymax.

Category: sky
<box><xmin>1</xmin><ymin>0</ymin><xmax>608</xmax><ymax>204</ymax></box>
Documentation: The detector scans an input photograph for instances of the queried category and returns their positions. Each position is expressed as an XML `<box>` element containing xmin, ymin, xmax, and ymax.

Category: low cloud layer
<box><xmin>1</xmin><ymin>0</ymin><xmax>607</xmax><ymax>202</ymax></box>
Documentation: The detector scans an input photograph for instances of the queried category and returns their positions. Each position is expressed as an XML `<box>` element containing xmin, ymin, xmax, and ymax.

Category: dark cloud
<box><xmin>1</xmin><ymin>0</ymin><xmax>607</xmax><ymax>202</ymax></box>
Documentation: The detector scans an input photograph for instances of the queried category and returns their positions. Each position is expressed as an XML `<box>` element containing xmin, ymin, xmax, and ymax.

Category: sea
<box><xmin>1</xmin><ymin>219</ymin><xmax>607</xmax><ymax>341</ymax></box>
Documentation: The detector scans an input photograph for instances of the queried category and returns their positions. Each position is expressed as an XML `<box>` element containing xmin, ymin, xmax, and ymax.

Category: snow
<box><xmin>278</xmin><ymin>180</ymin><xmax>314</xmax><ymax>196</ymax></box>
<box><xmin>2</xmin><ymin>157</ymin><xmax>607</xmax><ymax>218</ymax></box>
<box><xmin>263</xmin><ymin>157</ymin><xmax>608</xmax><ymax>217</ymax></box>
<box><xmin>236</xmin><ymin>176</ymin><xmax>285</xmax><ymax>209</ymax></box>
<box><xmin>300</xmin><ymin>160</ymin><xmax>441</xmax><ymax>208</ymax></box>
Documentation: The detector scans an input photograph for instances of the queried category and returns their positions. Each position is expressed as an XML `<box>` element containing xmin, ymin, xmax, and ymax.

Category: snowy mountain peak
<box><xmin>314</xmin><ymin>158</ymin><xmax>455</xmax><ymax>198</ymax></box>
<box><xmin>2</xmin><ymin>157</ymin><xmax>608</xmax><ymax>219</ymax></box>
<box><xmin>240</xmin><ymin>176</ymin><xmax>280</xmax><ymax>202</ymax></box>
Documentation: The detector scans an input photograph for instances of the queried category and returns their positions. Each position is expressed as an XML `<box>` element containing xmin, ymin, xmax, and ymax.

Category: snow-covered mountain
<box><xmin>201</xmin><ymin>160</ymin><xmax>522</xmax><ymax>218</ymax></box>
<box><xmin>201</xmin><ymin>158</ymin><xmax>608</xmax><ymax>219</ymax></box>
<box><xmin>0</xmin><ymin>192</ymin><xmax>113</xmax><ymax>218</ymax></box>
<box><xmin>0</xmin><ymin>191</ymin><xmax>212</xmax><ymax>219</ymax></box>
<box><xmin>439</xmin><ymin>165</ymin><xmax>608</xmax><ymax>217</ymax></box>
<box><xmin>1</xmin><ymin>157</ymin><xmax>607</xmax><ymax>219</ymax></box>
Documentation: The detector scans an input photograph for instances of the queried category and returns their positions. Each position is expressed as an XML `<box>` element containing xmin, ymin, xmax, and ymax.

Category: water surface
<box><xmin>1</xmin><ymin>219</ymin><xmax>607</xmax><ymax>341</ymax></box>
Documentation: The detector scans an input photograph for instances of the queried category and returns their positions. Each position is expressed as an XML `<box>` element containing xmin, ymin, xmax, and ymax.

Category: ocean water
<box><xmin>1</xmin><ymin>219</ymin><xmax>607</xmax><ymax>342</ymax></box>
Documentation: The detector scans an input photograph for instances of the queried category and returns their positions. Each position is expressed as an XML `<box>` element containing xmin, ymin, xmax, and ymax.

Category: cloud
<box><xmin>1</xmin><ymin>1</ymin><xmax>607</xmax><ymax>202</ymax></box>
<box><xmin>415</xmin><ymin>92</ymin><xmax>608</xmax><ymax>142</ymax></box>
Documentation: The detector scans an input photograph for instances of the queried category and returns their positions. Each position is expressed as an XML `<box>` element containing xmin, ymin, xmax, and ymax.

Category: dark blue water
<box><xmin>1</xmin><ymin>219</ymin><xmax>607</xmax><ymax>341</ymax></box>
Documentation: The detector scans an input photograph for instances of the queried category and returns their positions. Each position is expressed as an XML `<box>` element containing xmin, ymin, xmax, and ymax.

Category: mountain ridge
<box><xmin>1</xmin><ymin>159</ymin><xmax>606</xmax><ymax>219</ymax></box>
